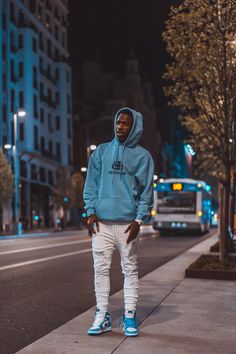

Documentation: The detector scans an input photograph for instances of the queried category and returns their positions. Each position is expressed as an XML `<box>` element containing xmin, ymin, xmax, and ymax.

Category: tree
<box><xmin>163</xmin><ymin>0</ymin><xmax>236</xmax><ymax>261</ymax></box>
<box><xmin>0</xmin><ymin>150</ymin><xmax>14</xmax><ymax>231</ymax></box>
<box><xmin>70</xmin><ymin>171</ymin><xmax>85</xmax><ymax>226</ymax></box>
<box><xmin>52</xmin><ymin>168</ymin><xmax>84</xmax><ymax>228</ymax></box>
<box><xmin>52</xmin><ymin>167</ymin><xmax>73</xmax><ymax>228</ymax></box>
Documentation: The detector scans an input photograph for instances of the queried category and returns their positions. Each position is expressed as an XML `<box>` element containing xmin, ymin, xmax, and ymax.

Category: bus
<box><xmin>152</xmin><ymin>178</ymin><xmax>212</xmax><ymax>234</ymax></box>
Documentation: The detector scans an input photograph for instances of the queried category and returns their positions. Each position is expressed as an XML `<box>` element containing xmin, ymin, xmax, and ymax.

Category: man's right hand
<box><xmin>87</xmin><ymin>214</ymin><xmax>99</xmax><ymax>236</ymax></box>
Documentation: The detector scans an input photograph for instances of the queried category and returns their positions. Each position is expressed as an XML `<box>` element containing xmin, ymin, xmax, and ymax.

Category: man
<box><xmin>83</xmin><ymin>107</ymin><xmax>154</xmax><ymax>337</ymax></box>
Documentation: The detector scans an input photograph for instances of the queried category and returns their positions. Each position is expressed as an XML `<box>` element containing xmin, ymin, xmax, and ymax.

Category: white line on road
<box><xmin>0</xmin><ymin>234</ymin><xmax>158</xmax><ymax>271</ymax></box>
<box><xmin>0</xmin><ymin>239</ymin><xmax>91</xmax><ymax>255</ymax></box>
<box><xmin>0</xmin><ymin>248</ymin><xmax>92</xmax><ymax>271</ymax></box>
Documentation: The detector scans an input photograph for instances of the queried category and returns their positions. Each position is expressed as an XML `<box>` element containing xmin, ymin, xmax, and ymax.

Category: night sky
<box><xmin>68</xmin><ymin>0</ymin><xmax>181</xmax><ymax>110</ymax></box>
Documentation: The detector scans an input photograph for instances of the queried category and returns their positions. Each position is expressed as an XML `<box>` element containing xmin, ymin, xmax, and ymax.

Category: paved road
<box><xmin>0</xmin><ymin>227</ymin><xmax>213</xmax><ymax>354</ymax></box>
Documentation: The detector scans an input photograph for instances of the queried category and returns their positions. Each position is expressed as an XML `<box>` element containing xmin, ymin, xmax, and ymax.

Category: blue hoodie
<box><xmin>83</xmin><ymin>107</ymin><xmax>154</xmax><ymax>222</ymax></box>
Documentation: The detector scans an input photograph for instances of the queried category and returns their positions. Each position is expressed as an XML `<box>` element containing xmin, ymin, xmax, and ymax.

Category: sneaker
<box><xmin>87</xmin><ymin>308</ymin><xmax>112</xmax><ymax>335</ymax></box>
<box><xmin>123</xmin><ymin>310</ymin><xmax>139</xmax><ymax>337</ymax></box>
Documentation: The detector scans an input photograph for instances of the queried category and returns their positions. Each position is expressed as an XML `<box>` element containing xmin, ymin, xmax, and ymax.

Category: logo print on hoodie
<box><xmin>108</xmin><ymin>161</ymin><xmax>126</xmax><ymax>175</ymax></box>
<box><xmin>112</xmin><ymin>161</ymin><xmax>123</xmax><ymax>170</ymax></box>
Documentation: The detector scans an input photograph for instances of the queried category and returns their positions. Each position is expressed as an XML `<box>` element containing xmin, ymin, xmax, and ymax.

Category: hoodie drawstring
<box><xmin>112</xmin><ymin>144</ymin><xmax>120</xmax><ymax>185</ymax></box>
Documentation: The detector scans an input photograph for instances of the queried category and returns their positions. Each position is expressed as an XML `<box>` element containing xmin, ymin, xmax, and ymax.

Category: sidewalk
<box><xmin>16</xmin><ymin>233</ymin><xmax>236</xmax><ymax>354</ymax></box>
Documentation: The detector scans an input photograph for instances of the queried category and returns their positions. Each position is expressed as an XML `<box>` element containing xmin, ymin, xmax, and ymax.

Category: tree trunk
<box><xmin>219</xmin><ymin>181</ymin><xmax>230</xmax><ymax>263</ymax></box>
<box><xmin>229</xmin><ymin>172</ymin><xmax>236</xmax><ymax>236</ymax></box>
<box><xmin>2</xmin><ymin>200</ymin><xmax>12</xmax><ymax>232</ymax></box>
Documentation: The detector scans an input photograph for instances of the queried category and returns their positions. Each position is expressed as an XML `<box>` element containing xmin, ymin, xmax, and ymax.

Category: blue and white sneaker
<box><xmin>87</xmin><ymin>308</ymin><xmax>112</xmax><ymax>335</ymax></box>
<box><xmin>123</xmin><ymin>310</ymin><xmax>139</xmax><ymax>337</ymax></box>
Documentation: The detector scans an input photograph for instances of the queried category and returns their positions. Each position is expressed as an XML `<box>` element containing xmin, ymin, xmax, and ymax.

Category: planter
<box><xmin>185</xmin><ymin>268</ymin><xmax>236</xmax><ymax>280</ymax></box>
<box><xmin>185</xmin><ymin>254</ymin><xmax>236</xmax><ymax>280</ymax></box>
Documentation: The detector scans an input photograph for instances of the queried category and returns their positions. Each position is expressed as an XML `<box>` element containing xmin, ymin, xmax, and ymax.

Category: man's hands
<box><xmin>87</xmin><ymin>214</ymin><xmax>99</xmax><ymax>236</ymax></box>
<box><xmin>125</xmin><ymin>221</ymin><xmax>140</xmax><ymax>244</ymax></box>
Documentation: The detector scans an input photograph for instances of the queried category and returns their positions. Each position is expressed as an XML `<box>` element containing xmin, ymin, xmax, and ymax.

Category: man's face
<box><xmin>116</xmin><ymin>113</ymin><xmax>133</xmax><ymax>142</ymax></box>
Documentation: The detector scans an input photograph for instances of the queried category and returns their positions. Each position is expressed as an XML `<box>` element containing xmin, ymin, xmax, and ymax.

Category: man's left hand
<box><xmin>125</xmin><ymin>221</ymin><xmax>140</xmax><ymax>244</ymax></box>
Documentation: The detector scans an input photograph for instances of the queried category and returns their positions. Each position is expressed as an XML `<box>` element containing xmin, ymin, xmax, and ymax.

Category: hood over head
<box><xmin>114</xmin><ymin>107</ymin><xmax>143</xmax><ymax>147</ymax></box>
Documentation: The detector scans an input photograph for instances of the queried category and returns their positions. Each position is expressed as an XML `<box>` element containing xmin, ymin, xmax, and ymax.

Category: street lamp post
<box><xmin>13</xmin><ymin>110</ymin><xmax>26</xmax><ymax>236</ymax></box>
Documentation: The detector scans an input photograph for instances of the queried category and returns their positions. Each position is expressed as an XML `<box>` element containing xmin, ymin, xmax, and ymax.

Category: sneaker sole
<box><xmin>123</xmin><ymin>326</ymin><xmax>139</xmax><ymax>337</ymax></box>
<box><xmin>88</xmin><ymin>326</ymin><xmax>112</xmax><ymax>335</ymax></box>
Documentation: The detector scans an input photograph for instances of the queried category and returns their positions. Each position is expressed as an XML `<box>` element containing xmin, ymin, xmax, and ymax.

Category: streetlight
<box><xmin>13</xmin><ymin>110</ymin><xmax>26</xmax><ymax>236</ymax></box>
<box><xmin>81</xmin><ymin>167</ymin><xmax>87</xmax><ymax>173</ymax></box>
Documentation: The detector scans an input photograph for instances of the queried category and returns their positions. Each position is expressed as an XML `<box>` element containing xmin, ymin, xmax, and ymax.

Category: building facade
<box><xmin>74</xmin><ymin>57</ymin><xmax>159</xmax><ymax>174</ymax></box>
<box><xmin>0</xmin><ymin>0</ymin><xmax>72</xmax><ymax>229</ymax></box>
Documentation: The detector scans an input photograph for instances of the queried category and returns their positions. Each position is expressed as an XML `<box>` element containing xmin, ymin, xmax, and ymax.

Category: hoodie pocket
<box><xmin>95</xmin><ymin>197</ymin><xmax>136</xmax><ymax>220</ymax></box>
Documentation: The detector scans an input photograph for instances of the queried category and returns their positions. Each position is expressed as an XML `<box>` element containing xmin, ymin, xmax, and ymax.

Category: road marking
<box><xmin>0</xmin><ymin>233</ymin><xmax>158</xmax><ymax>271</ymax></box>
<box><xmin>0</xmin><ymin>233</ymin><xmax>157</xmax><ymax>256</ymax></box>
<box><xmin>0</xmin><ymin>248</ymin><xmax>92</xmax><ymax>271</ymax></box>
<box><xmin>0</xmin><ymin>239</ymin><xmax>91</xmax><ymax>255</ymax></box>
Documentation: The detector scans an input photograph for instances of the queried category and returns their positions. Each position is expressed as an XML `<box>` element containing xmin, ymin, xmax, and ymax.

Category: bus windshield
<box><xmin>157</xmin><ymin>191</ymin><xmax>196</xmax><ymax>214</ymax></box>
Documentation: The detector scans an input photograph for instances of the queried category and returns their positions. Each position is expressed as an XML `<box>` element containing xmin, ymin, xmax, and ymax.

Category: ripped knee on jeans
<box><xmin>94</xmin><ymin>250</ymin><xmax>104</xmax><ymax>256</ymax></box>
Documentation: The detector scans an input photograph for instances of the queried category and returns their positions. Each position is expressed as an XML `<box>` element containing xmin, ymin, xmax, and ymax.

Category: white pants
<box><xmin>92</xmin><ymin>221</ymin><xmax>139</xmax><ymax>313</ymax></box>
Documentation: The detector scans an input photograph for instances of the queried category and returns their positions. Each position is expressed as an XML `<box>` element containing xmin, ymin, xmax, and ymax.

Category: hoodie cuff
<box><xmin>86</xmin><ymin>208</ymin><xmax>96</xmax><ymax>217</ymax></box>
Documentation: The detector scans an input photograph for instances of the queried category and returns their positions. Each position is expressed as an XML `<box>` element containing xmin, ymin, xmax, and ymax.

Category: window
<box><xmin>19</xmin><ymin>62</ymin><xmax>24</xmax><ymax>77</ymax></box>
<box><xmin>67</xmin><ymin>94</ymin><xmax>71</xmax><ymax>113</ymax></box>
<box><xmin>10</xmin><ymin>60</ymin><xmax>15</xmax><ymax>81</ymax></box>
<box><xmin>46</xmin><ymin>14</ymin><xmax>51</xmax><ymax>30</ymax></box>
<box><xmin>10</xmin><ymin>1</ymin><xmax>16</xmax><ymax>23</ymax></box>
<box><xmin>19</xmin><ymin>122</ymin><xmax>24</xmax><ymax>141</ymax></box>
<box><xmin>61</xmin><ymin>32</ymin><xmax>65</xmax><ymax>47</ymax></box>
<box><xmin>55</xmin><ymin>68</ymin><xmax>59</xmax><ymax>80</ymax></box>
<box><xmin>29</xmin><ymin>0</ymin><xmax>36</xmax><ymax>13</ymax></box>
<box><xmin>33</xmin><ymin>66</ymin><xmax>37</xmax><ymax>89</ymax></box>
<box><xmin>40</xmin><ymin>82</ymin><xmax>44</xmax><ymax>96</ymax></box>
<box><xmin>48</xmin><ymin>88</ymin><xmax>52</xmax><ymax>101</ymax></box>
<box><xmin>56</xmin><ymin>115</ymin><xmax>60</xmax><ymax>130</ymax></box>
<box><xmin>33</xmin><ymin>94</ymin><xmax>38</xmax><ymax>118</ymax></box>
<box><xmin>34</xmin><ymin>125</ymin><xmax>39</xmax><ymax>150</ymax></box>
<box><xmin>39</xmin><ymin>32</ymin><xmax>44</xmax><ymax>51</ymax></box>
<box><xmin>2</xmin><ymin>42</ymin><xmax>6</xmax><ymax>61</ymax></box>
<box><xmin>49</xmin><ymin>140</ymin><xmax>53</xmax><ymax>155</ymax></box>
<box><xmin>31</xmin><ymin>163</ymin><xmax>37</xmax><ymax>180</ymax></box>
<box><xmin>56</xmin><ymin>91</ymin><xmax>60</xmax><ymax>104</ymax></box>
<box><xmin>38</xmin><ymin>4</ymin><xmax>42</xmax><ymax>20</ymax></box>
<box><xmin>19</xmin><ymin>91</ymin><xmax>24</xmax><ymax>107</ymax></box>
<box><xmin>20</xmin><ymin>161</ymin><xmax>27</xmax><ymax>178</ymax></box>
<box><xmin>55</xmin><ymin>24</ymin><xmax>59</xmax><ymax>40</ymax></box>
<box><xmin>18</xmin><ymin>34</ymin><xmax>23</xmax><ymax>49</ymax></box>
<box><xmin>11</xmin><ymin>89</ymin><xmax>15</xmax><ymax>112</ymax></box>
<box><xmin>48</xmin><ymin>113</ymin><xmax>52</xmax><ymax>130</ymax></box>
<box><xmin>3</xmin><ymin>104</ymin><xmax>7</xmax><ymax>123</ymax></box>
<box><xmin>2</xmin><ymin>12</ymin><xmax>6</xmax><ymax>30</ymax></box>
<box><xmin>66</xmin><ymin>70</ymin><xmax>70</xmax><ymax>83</ymax></box>
<box><xmin>40</xmin><ymin>108</ymin><xmax>44</xmax><ymax>123</ymax></box>
<box><xmin>56</xmin><ymin>142</ymin><xmax>61</xmax><ymax>161</ymax></box>
<box><xmin>40</xmin><ymin>136</ymin><xmax>45</xmax><ymax>153</ymax></box>
<box><xmin>67</xmin><ymin>119</ymin><xmax>71</xmax><ymax>138</ymax></box>
<box><xmin>3</xmin><ymin>72</ymin><xmax>7</xmax><ymax>90</ymax></box>
<box><xmin>32</xmin><ymin>37</ymin><xmax>37</xmax><ymax>52</ymax></box>
<box><xmin>47</xmin><ymin>39</ymin><xmax>52</xmax><ymax>57</ymax></box>
<box><xmin>48</xmin><ymin>170</ymin><xmax>54</xmax><ymax>185</ymax></box>
<box><xmin>39</xmin><ymin>167</ymin><xmax>46</xmax><ymax>182</ymax></box>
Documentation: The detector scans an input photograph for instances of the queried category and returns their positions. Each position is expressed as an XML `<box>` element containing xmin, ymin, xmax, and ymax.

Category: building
<box><xmin>74</xmin><ymin>56</ymin><xmax>159</xmax><ymax>174</ymax></box>
<box><xmin>0</xmin><ymin>0</ymin><xmax>72</xmax><ymax>229</ymax></box>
